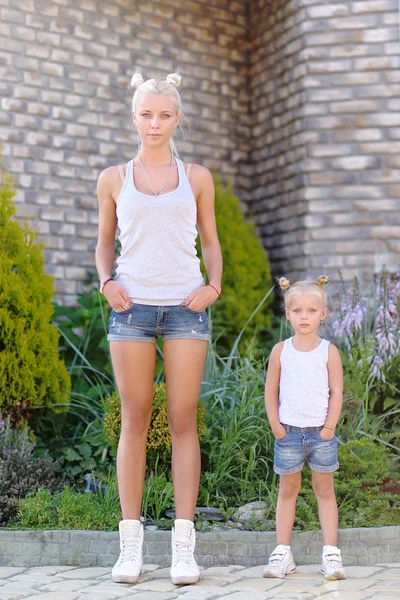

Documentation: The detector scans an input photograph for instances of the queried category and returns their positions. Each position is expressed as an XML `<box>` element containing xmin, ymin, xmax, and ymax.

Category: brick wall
<box><xmin>300</xmin><ymin>0</ymin><xmax>400</xmax><ymax>281</ymax></box>
<box><xmin>0</xmin><ymin>0</ymin><xmax>249</xmax><ymax>304</ymax></box>
<box><xmin>248</xmin><ymin>0</ymin><xmax>309</xmax><ymax>279</ymax></box>
<box><xmin>248</xmin><ymin>0</ymin><xmax>400</xmax><ymax>282</ymax></box>
<box><xmin>1</xmin><ymin>0</ymin><xmax>399</xmax><ymax>303</ymax></box>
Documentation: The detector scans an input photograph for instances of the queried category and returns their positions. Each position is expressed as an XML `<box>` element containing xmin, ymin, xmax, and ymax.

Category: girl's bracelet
<box><xmin>208</xmin><ymin>284</ymin><xmax>221</xmax><ymax>297</ymax></box>
<box><xmin>323</xmin><ymin>425</ymin><xmax>335</xmax><ymax>430</ymax></box>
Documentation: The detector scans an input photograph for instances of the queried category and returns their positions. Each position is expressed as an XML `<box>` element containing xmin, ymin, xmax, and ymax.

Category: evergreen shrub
<box><xmin>103</xmin><ymin>383</ymin><xmax>207</xmax><ymax>472</ymax></box>
<box><xmin>0</xmin><ymin>165</ymin><xmax>70</xmax><ymax>425</ymax></box>
<box><xmin>198</xmin><ymin>176</ymin><xmax>273</xmax><ymax>351</ymax></box>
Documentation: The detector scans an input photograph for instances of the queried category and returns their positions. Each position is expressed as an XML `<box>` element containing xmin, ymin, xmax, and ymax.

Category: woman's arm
<box><xmin>183</xmin><ymin>165</ymin><xmax>223</xmax><ymax>311</ymax></box>
<box><xmin>265</xmin><ymin>342</ymin><xmax>286</xmax><ymax>439</ymax></box>
<box><xmin>321</xmin><ymin>344</ymin><xmax>344</xmax><ymax>439</ymax></box>
<box><xmin>95</xmin><ymin>166</ymin><xmax>131</xmax><ymax>310</ymax></box>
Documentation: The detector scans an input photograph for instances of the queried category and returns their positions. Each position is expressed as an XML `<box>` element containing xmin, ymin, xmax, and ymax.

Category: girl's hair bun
<box><xmin>130</xmin><ymin>72</ymin><xmax>144</xmax><ymax>89</ymax></box>
<box><xmin>166</xmin><ymin>73</ymin><xmax>181</xmax><ymax>88</ymax></box>
<box><xmin>279</xmin><ymin>277</ymin><xmax>291</xmax><ymax>291</ymax></box>
<box><xmin>317</xmin><ymin>275</ymin><xmax>329</xmax><ymax>287</ymax></box>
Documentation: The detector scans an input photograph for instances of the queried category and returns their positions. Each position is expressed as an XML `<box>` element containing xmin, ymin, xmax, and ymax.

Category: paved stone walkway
<box><xmin>0</xmin><ymin>563</ymin><xmax>399</xmax><ymax>599</ymax></box>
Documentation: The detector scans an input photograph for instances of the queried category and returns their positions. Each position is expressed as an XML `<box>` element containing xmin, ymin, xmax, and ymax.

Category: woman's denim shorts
<box><xmin>107</xmin><ymin>303</ymin><xmax>210</xmax><ymax>343</ymax></box>
<box><xmin>274</xmin><ymin>424</ymin><xmax>339</xmax><ymax>475</ymax></box>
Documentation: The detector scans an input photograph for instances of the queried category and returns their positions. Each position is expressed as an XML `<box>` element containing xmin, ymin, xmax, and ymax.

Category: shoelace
<box><xmin>175</xmin><ymin>540</ymin><xmax>193</xmax><ymax>565</ymax></box>
<box><xmin>121</xmin><ymin>539</ymin><xmax>141</xmax><ymax>562</ymax></box>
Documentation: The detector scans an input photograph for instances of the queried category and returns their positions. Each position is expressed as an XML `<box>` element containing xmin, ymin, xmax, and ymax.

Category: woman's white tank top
<box><xmin>278</xmin><ymin>337</ymin><xmax>330</xmax><ymax>427</ymax></box>
<box><xmin>114</xmin><ymin>157</ymin><xmax>204</xmax><ymax>305</ymax></box>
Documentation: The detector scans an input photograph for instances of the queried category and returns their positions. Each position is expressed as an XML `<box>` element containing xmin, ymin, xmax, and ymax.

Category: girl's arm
<box><xmin>183</xmin><ymin>165</ymin><xmax>223</xmax><ymax>311</ymax></box>
<box><xmin>265</xmin><ymin>342</ymin><xmax>286</xmax><ymax>439</ymax></box>
<box><xmin>95</xmin><ymin>167</ymin><xmax>132</xmax><ymax>310</ymax></box>
<box><xmin>322</xmin><ymin>344</ymin><xmax>344</xmax><ymax>437</ymax></box>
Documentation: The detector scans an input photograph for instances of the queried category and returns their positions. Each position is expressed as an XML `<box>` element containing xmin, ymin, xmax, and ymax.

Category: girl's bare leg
<box><xmin>312</xmin><ymin>471</ymin><xmax>338</xmax><ymax>546</ymax></box>
<box><xmin>163</xmin><ymin>339</ymin><xmax>208</xmax><ymax>520</ymax></box>
<box><xmin>110</xmin><ymin>341</ymin><xmax>156</xmax><ymax>520</ymax></box>
<box><xmin>276</xmin><ymin>472</ymin><xmax>302</xmax><ymax>545</ymax></box>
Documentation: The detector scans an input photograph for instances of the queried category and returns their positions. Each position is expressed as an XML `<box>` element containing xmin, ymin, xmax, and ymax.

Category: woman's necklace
<box><xmin>137</xmin><ymin>153</ymin><xmax>174</xmax><ymax>196</ymax></box>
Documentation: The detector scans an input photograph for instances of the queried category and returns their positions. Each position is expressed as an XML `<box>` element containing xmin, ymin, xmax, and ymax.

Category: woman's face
<box><xmin>133</xmin><ymin>94</ymin><xmax>179</xmax><ymax>149</ymax></box>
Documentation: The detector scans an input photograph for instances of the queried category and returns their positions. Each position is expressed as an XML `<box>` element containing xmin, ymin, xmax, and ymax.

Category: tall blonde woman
<box><xmin>95</xmin><ymin>73</ymin><xmax>222</xmax><ymax>585</ymax></box>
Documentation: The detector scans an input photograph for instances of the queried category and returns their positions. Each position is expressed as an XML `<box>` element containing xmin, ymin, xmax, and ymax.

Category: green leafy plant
<box><xmin>52</xmin><ymin>286</ymin><xmax>114</xmax><ymax>402</ymax></box>
<box><xmin>141</xmin><ymin>468</ymin><xmax>174</xmax><ymax>523</ymax></box>
<box><xmin>61</xmin><ymin>442</ymin><xmax>99</xmax><ymax>481</ymax></box>
<box><xmin>199</xmin><ymin>348</ymin><xmax>274</xmax><ymax>509</ymax></box>
<box><xmin>29</xmin><ymin>286</ymin><xmax>117</xmax><ymax>478</ymax></box>
<box><xmin>17</xmin><ymin>485</ymin><xmax>121</xmax><ymax>531</ymax></box>
<box><xmin>15</xmin><ymin>488</ymin><xmax>58</xmax><ymax>529</ymax></box>
<box><xmin>0</xmin><ymin>164</ymin><xmax>70</xmax><ymax>426</ymax></box>
<box><xmin>295</xmin><ymin>438</ymin><xmax>400</xmax><ymax>530</ymax></box>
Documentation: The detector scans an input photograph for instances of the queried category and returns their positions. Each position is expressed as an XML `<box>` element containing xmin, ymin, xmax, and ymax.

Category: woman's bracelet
<box><xmin>100</xmin><ymin>277</ymin><xmax>114</xmax><ymax>294</ymax></box>
<box><xmin>323</xmin><ymin>425</ymin><xmax>335</xmax><ymax>430</ymax></box>
<box><xmin>208</xmin><ymin>283</ymin><xmax>221</xmax><ymax>297</ymax></box>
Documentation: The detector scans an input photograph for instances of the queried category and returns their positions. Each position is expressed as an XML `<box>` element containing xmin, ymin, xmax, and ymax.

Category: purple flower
<box><xmin>331</xmin><ymin>276</ymin><xmax>367</xmax><ymax>348</ymax></box>
<box><xmin>330</xmin><ymin>270</ymin><xmax>400</xmax><ymax>381</ymax></box>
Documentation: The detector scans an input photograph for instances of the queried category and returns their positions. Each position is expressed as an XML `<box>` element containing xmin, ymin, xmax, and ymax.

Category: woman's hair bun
<box><xmin>166</xmin><ymin>73</ymin><xmax>181</xmax><ymax>88</ymax></box>
<box><xmin>279</xmin><ymin>277</ymin><xmax>291</xmax><ymax>291</ymax></box>
<box><xmin>317</xmin><ymin>275</ymin><xmax>329</xmax><ymax>287</ymax></box>
<box><xmin>130</xmin><ymin>72</ymin><xmax>144</xmax><ymax>89</ymax></box>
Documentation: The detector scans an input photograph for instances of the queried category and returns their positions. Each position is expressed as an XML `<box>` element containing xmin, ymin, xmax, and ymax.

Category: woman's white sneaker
<box><xmin>170</xmin><ymin>519</ymin><xmax>200</xmax><ymax>585</ymax></box>
<box><xmin>321</xmin><ymin>545</ymin><xmax>346</xmax><ymax>580</ymax></box>
<box><xmin>112</xmin><ymin>519</ymin><xmax>143</xmax><ymax>584</ymax></box>
<box><xmin>263</xmin><ymin>544</ymin><xmax>296</xmax><ymax>578</ymax></box>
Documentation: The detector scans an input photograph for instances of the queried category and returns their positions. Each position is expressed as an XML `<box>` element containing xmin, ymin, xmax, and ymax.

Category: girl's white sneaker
<box><xmin>170</xmin><ymin>519</ymin><xmax>200</xmax><ymax>585</ymax></box>
<box><xmin>263</xmin><ymin>544</ymin><xmax>296</xmax><ymax>578</ymax></box>
<box><xmin>321</xmin><ymin>545</ymin><xmax>346</xmax><ymax>580</ymax></box>
<box><xmin>112</xmin><ymin>520</ymin><xmax>143</xmax><ymax>584</ymax></box>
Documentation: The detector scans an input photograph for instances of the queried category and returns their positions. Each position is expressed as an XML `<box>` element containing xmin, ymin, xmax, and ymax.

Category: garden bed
<box><xmin>0</xmin><ymin>526</ymin><xmax>399</xmax><ymax>568</ymax></box>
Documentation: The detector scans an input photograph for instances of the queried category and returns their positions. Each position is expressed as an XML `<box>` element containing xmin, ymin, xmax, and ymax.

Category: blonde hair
<box><xmin>131</xmin><ymin>72</ymin><xmax>183</xmax><ymax>157</ymax></box>
<box><xmin>278</xmin><ymin>276</ymin><xmax>329</xmax><ymax>309</ymax></box>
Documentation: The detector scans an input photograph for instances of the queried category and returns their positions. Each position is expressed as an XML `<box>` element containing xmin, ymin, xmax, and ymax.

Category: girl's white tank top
<box><xmin>114</xmin><ymin>157</ymin><xmax>204</xmax><ymax>305</ymax></box>
<box><xmin>278</xmin><ymin>337</ymin><xmax>330</xmax><ymax>427</ymax></box>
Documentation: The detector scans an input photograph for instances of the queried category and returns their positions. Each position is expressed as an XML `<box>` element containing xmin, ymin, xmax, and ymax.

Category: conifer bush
<box><xmin>0</xmin><ymin>163</ymin><xmax>70</xmax><ymax>425</ymax></box>
<box><xmin>199</xmin><ymin>176</ymin><xmax>273</xmax><ymax>351</ymax></box>
<box><xmin>103</xmin><ymin>383</ymin><xmax>207</xmax><ymax>472</ymax></box>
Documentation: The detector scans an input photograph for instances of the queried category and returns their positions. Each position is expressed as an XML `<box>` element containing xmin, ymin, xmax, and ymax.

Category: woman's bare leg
<box><xmin>110</xmin><ymin>341</ymin><xmax>156</xmax><ymax>520</ymax></box>
<box><xmin>163</xmin><ymin>339</ymin><xmax>208</xmax><ymax>520</ymax></box>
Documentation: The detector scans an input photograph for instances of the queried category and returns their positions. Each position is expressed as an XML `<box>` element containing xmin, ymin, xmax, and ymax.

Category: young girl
<box><xmin>264</xmin><ymin>276</ymin><xmax>346</xmax><ymax>581</ymax></box>
<box><xmin>95</xmin><ymin>73</ymin><xmax>222</xmax><ymax>585</ymax></box>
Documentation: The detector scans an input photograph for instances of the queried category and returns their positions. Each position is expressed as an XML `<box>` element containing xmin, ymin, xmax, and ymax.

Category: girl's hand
<box><xmin>183</xmin><ymin>285</ymin><xmax>220</xmax><ymax>312</ymax></box>
<box><xmin>272</xmin><ymin>424</ymin><xmax>287</xmax><ymax>440</ymax></box>
<box><xmin>320</xmin><ymin>426</ymin><xmax>335</xmax><ymax>440</ymax></box>
<box><xmin>103</xmin><ymin>281</ymin><xmax>132</xmax><ymax>312</ymax></box>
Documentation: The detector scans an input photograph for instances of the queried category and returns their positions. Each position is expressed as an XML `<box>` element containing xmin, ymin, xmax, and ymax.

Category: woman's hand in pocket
<box><xmin>103</xmin><ymin>281</ymin><xmax>132</xmax><ymax>312</ymax></box>
<box><xmin>183</xmin><ymin>285</ymin><xmax>220</xmax><ymax>312</ymax></box>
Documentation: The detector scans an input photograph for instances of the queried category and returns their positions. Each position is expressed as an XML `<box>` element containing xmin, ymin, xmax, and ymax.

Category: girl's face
<box><xmin>133</xmin><ymin>94</ymin><xmax>179</xmax><ymax>149</ymax></box>
<box><xmin>286</xmin><ymin>293</ymin><xmax>327</xmax><ymax>336</ymax></box>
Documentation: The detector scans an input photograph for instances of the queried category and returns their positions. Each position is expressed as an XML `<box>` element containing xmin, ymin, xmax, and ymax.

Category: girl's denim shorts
<box><xmin>107</xmin><ymin>303</ymin><xmax>210</xmax><ymax>343</ymax></box>
<box><xmin>274</xmin><ymin>424</ymin><xmax>339</xmax><ymax>475</ymax></box>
